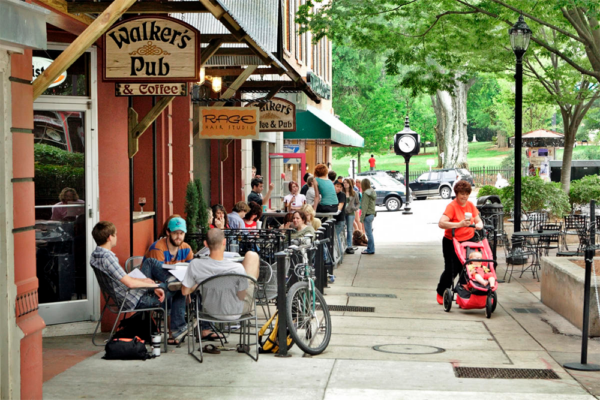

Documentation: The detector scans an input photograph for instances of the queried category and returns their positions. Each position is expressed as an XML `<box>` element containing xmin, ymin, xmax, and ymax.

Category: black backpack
<box><xmin>103</xmin><ymin>337</ymin><xmax>151</xmax><ymax>360</ymax></box>
<box><xmin>113</xmin><ymin>311</ymin><xmax>158</xmax><ymax>343</ymax></box>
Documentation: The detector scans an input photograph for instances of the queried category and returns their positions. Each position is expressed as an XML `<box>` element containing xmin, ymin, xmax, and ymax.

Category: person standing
<box><xmin>360</xmin><ymin>179</ymin><xmax>377</xmax><ymax>254</ymax></box>
<box><xmin>343</xmin><ymin>179</ymin><xmax>360</xmax><ymax>254</ymax></box>
<box><xmin>312</xmin><ymin>164</ymin><xmax>339</xmax><ymax>213</ymax></box>
<box><xmin>305</xmin><ymin>176</ymin><xmax>317</xmax><ymax>206</ymax></box>
<box><xmin>283</xmin><ymin>181</ymin><xmax>306</xmax><ymax>211</ymax></box>
<box><xmin>247</xmin><ymin>178</ymin><xmax>274</xmax><ymax>208</ymax></box>
<box><xmin>368</xmin><ymin>154</ymin><xmax>376</xmax><ymax>171</ymax></box>
<box><xmin>300</xmin><ymin>173</ymin><xmax>311</xmax><ymax>195</ymax></box>
<box><xmin>334</xmin><ymin>181</ymin><xmax>347</xmax><ymax>250</ymax></box>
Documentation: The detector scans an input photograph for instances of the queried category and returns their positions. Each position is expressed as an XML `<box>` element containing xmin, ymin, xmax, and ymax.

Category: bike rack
<box><xmin>275</xmin><ymin>251</ymin><xmax>290</xmax><ymax>357</ymax></box>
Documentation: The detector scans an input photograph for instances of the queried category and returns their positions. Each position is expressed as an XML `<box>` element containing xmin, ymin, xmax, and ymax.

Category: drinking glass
<box><xmin>138</xmin><ymin>197</ymin><xmax>146</xmax><ymax>214</ymax></box>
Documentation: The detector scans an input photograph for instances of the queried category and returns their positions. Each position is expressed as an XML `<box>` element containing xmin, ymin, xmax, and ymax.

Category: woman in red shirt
<box><xmin>210</xmin><ymin>204</ymin><xmax>230</xmax><ymax>229</ymax></box>
<box><xmin>243</xmin><ymin>201</ymin><xmax>263</xmax><ymax>229</ymax></box>
<box><xmin>436</xmin><ymin>180</ymin><xmax>483</xmax><ymax>305</ymax></box>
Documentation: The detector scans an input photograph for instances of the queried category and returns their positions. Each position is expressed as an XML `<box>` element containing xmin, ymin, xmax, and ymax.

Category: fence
<box><xmin>406</xmin><ymin>166</ymin><xmax>514</xmax><ymax>187</ymax></box>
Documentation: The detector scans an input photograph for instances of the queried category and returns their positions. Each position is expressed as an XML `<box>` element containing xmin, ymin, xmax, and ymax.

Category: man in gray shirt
<box><xmin>182</xmin><ymin>229</ymin><xmax>259</xmax><ymax>337</ymax></box>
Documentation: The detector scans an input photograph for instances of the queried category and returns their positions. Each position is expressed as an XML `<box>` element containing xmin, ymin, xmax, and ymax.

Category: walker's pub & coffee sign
<box><xmin>103</xmin><ymin>16</ymin><xmax>200</xmax><ymax>82</ymax></box>
<box><xmin>115</xmin><ymin>83</ymin><xmax>188</xmax><ymax>96</ymax></box>
<box><xmin>255</xmin><ymin>98</ymin><xmax>296</xmax><ymax>132</ymax></box>
<box><xmin>199</xmin><ymin>107</ymin><xmax>260</xmax><ymax>140</ymax></box>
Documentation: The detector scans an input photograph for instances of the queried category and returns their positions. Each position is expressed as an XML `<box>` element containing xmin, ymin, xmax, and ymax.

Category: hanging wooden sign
<box><xmin>103</xmin><ymin>16</ymin><xmax>200</xmax><ymax>82</ymax></box>
<box><xmin>253</xmin><ymin>98</ymin><xmax>296</xmax><ymax>132</ymax></box>
<box><xmin>115</xmin><ymin>83</ymin><xmax>188</xmax><ymax>96</ymax></box>
<box><xmin>198</xmin><ymin>107</ymin><xmax>260</xmax><ymax>139</ymax></box>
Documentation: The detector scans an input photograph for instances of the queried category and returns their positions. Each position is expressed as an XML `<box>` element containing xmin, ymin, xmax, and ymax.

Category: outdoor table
<box><xmin>512</xmin><ymin>230</ymin><xmax>560</xmax><ymax>278</ymax></box>
<box><xmin>315</xmin><ymin>211</ymin><xmax>340</xmax><ymax>219</ymax></box>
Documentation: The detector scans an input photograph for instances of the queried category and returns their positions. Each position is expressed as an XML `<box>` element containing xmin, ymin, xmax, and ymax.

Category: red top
<box><xmin>368</xmin><ymin>157</ymin><xmax>376</xmax><ymax>167</ymax></box>
<box><xmin>245</xmin><ymin>220</ymin><xmax>257</xmax><ymax>229</ymax></box>
<box><xmin>443</xmin><ymin>199</ymin><xmax>479</xmax><ymax>242</ymax></box>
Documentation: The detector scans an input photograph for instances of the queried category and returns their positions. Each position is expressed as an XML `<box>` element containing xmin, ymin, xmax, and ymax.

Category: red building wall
<box><xmin>210</xmin><ymin>139</ymin><xmax>243</xmax><ymax>211</ymax></box>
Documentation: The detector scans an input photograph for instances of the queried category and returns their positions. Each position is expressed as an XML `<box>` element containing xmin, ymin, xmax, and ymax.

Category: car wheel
<box><xmin>385</xmin><ymin>196</ymin><xmax>403</xmax><ymax>211</ymax></box>
<box><xmin>440</xmin><ymin>186</ymin><xmax>451</xmax><ymax>199</ymax></box>
<box><xmin>416</xmin><ymin>196</ymin><xmax>427</xmax><ymax>201</ymax></box>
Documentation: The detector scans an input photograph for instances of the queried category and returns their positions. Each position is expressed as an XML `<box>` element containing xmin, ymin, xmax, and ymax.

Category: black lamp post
<box><xmin>509</xmin><ymin>15</ymin><xmax>532</xmax><ymax>233</ymax></box>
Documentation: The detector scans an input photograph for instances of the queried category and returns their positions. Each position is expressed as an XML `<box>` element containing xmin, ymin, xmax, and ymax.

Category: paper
<box><xmin>128</xmin><ymin>269</ymin><xmax>147</xmax><ymax>279</ymax></box>
<box><xmin>162</xmin><ymin>262</ymin><xmax>189</xmax><ymax>270</ymax></box>
<box><xmin>169</xmin><ymin>268</ymin><xmax>187</xmax><ymax>282</ymax></box>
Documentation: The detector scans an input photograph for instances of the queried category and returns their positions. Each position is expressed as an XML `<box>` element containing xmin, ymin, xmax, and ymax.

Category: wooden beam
<box><xmin>33</xmin><ymin>0</ymin><xmax>137</xmax><ymax>99</ymax></box>
<box><xmin>214</xmin><ymin>48</ymin><xmax>255</xmax><ymax>57</ymax></box>
<box><xmin>265</xmin><ymin>84</ymin><xmax>283</xmax><ymax>100</ymax></box>
<box><xmin>201</xmin><ymin>34</ymin><xmax>238</xmax><ymax>44</ymax></box>
<box><xmin>204</xmin><ymin>67</ymin><xmax>280</xmax><ymax>77</ymax></box>
<box><xmin>129</xmin><ymin>96</ymin><xmax>175</xmax><ymax>158</ymax></box>
<box><xmin>32</xmin><ymin>0</ymin><xmax>93</xmax><ymax>36</ymax></box>
<box><xmin>201</xmin><ymin>38</ymin><xmax>225</xmax><ymax>66</ymax></box>
<box><xmin>214</xmin><ymin>65</ymin><xmax>258</xmax><ymax>107</ymax></box>
<box><xmin>68</xmin><ymin>1</ymin><xmax>208</xmax><ymax>14</ymax></box>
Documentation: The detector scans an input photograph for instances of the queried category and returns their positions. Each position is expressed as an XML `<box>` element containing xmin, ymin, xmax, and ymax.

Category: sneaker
<box><xmin>345</xmin><ymin>248</ymin><xmax>355</xmax><ymax>254</ymax></box>
<box><xmin>436</xmin><ymin>294</ymin><xmax>443</xmax><ymax>305</ymax></box>
<box><xmin>167</xmin><ymin>277</ymin><xmax>182</xmax><ymax>291</ymax></box>
<box><xmin>328</xmin><ymin>274</ymin><xmax>336</xmax><ymax>284</ymax></box>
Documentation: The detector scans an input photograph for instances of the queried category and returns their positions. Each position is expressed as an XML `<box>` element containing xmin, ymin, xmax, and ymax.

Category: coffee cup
<box><xmin>465</xmin><ymin>212</ymin><xmax>472</xmax><ymax>222</ymax></box>
<box><xmin>152</xmin><ymin>334</ymin><xmax>161</xmax><ymax>357</ymax></box>
<box><xmin>262</xmin><ymin>205</ymin><xmax>267</xmax><ymax>213</ymax></box>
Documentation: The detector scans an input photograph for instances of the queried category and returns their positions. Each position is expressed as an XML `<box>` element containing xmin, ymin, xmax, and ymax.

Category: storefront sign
<box><xmin>115</xmin><ymin>83</ymin><xmax>188</xmax><ymax>96</ymax></box>
<box><xmin>32</xmin><ymin>57</ymin><xmax>66</xmax><ymax>88</ymax></box>
<box><xmin>198</xmin><ymin>107</ymin><xmax>260</xmax><ymax>139</ymax></box>
<box><xmin>307</xmin><ymin>71</ymin><xmax>331</xmax><ymax>100</ymax></box>
<box><xmin>103</xmin><ymin>16</ymin><xmax>200</xmax><ymax>82</ymax></box>
<box><xmin>256</xmin><ymin>98</ymin><xmax>296</xmax><ymax>132</ymax></box>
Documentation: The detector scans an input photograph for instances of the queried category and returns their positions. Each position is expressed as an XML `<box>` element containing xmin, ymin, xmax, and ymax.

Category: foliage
<box><xmin>569</xmin><ymin>175</ymin><xmax>600</xmax><ymax>206</ymax></box>
<box><xmin>195</xmin><ymin>179</ymin><xmax>209</xmax><ymax>233</ymax></box>
<box><xmin>34</xmin><ymin>144</ymin><xmax>84</xmax><ymax>167</ymax></box>
<box><xmin>184</xmin><ymin>181</ymin><xmax>199</xmax><ymax>237</ymax></box>
<box><xmin>500</xmin><ymin>148</ymin><xmax>528</xmax><ymax>171</ymax></box>
<box><xmin>34</xmin><ymin>165</ymin><xmax>84</xmax><ymax>202</ymax></box>
<box><xmin>477</xmin><ymin>185</ymin><xmax>502</xmax><ymax>198</ymax></box>
<box><xmin>572</xmin><ymin>146</ymin><xmax>600</xmax><ymax>160</ymax></box>
<box><xmin>500</xmin><ymin>177</ymin><xmax>570</xmax><ymax>218</ymax></box>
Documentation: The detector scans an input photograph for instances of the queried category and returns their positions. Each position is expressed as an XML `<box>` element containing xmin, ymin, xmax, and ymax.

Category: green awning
<box><xmin>284</xmin><ymin>106</ymin><xmax>364</xmax><ymax>147</ymax></box>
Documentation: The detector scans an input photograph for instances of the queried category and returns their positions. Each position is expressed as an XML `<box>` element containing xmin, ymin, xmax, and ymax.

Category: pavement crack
<box><xmin>322</xmin><ymin>359</ymin><xmax>336</xmax><ymax>400</ymax></box>
<box><xmin>541</xmin><ymin>318</ymin><xmax>600</xmax><ymax>341</ymax></box>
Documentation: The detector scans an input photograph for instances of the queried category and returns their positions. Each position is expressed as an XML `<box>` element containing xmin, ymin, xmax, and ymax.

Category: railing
<box><xmin>407</xmin><ymin>167</ymin><xmax>514</xmax><ymax>187</ymax></box>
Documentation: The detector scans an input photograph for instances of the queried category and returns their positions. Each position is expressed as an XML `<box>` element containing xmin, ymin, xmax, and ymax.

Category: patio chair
<box><xmin>557</xmin><ymin>220</ymin><xmax>588</xmax><ymax>257</ymax></box>
<box><xmin>91</xmin><ymin>265</ymin><xmax>168</xmax><ymax>352</ymax></box>
<box><xmin>502</xmin><ymin>235</ymin><xmax>534</xmax><ymax>283</ymax></box>
<box><xmin>538</xmin><ymin>223</ymin><xmax>562</xmax><ymax>256</ymax></box>
<box><xmin>562</xmin><ymin>215</ymin><xmax>587</xmax><ymax>251</ymax></box>
<box><xmin>522</xmin><ymin>211</ymin><xmax>548</xmax><ymax>232</ymax></box>
<box><xmin>187</xmin><ymin>273</ymin><xmax>259</xmax><ymax>363</ymax></box>
<box><xmin>124</xmin><ymin>256</ymin><xmax>144</xmax><ymax>273</ymax></box>
<box><xmin>255</xmin><ymin>259</ymin><xmax>276</xmax><ymax>320</ymax></box>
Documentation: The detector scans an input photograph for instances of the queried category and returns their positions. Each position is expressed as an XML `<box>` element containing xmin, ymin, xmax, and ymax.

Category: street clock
<box><xmin>392</xmin><ymin>116</ymin><xmax>421</xmax><ymax>215</ymax></box>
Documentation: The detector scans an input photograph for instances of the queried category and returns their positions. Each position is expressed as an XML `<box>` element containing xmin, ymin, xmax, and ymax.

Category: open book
<box><xmin>162</xmin><ymin>262</ymin><xmax>189</xmax><ymax>270</ymax></box>
<box><xmin>128</xmin><ymin>268</ymin><xmax>147</xmax><ymax>279</ymax></box>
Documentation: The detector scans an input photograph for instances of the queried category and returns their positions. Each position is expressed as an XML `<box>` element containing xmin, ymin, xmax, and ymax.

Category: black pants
<box><xmin>436</xmin><ymin>236</ymin><xmax>474</xmax><ymax>296</ymax></box>
<box><xmin>316</xmin><ymin>204</ymin><xmax>338</xmax><ymax>213</ymax></box>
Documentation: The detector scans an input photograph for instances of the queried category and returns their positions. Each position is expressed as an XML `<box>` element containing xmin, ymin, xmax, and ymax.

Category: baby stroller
<box><xmin>443</xmin><ymin>225</ymin><xmax>498</xmax><ymax>318</ymax></box>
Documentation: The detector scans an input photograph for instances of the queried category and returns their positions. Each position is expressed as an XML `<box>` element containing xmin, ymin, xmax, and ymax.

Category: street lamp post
<box><xmin>509</xmin><ymin>15</ymin><xmax>532</xmax><ymax>233</ymax></box>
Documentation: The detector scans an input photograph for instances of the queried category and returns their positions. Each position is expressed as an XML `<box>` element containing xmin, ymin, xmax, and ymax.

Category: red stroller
<box><xmin>443</xmin><ymin>225</ymin><xmax>498</xmax><ymax>318</ymax></box>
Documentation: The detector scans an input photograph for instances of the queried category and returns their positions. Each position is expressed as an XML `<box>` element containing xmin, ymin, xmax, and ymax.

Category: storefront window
<box><xmin>32</xmin><ymin>50</ymin><xmax>90</xmax><ymax>96</ymax></box>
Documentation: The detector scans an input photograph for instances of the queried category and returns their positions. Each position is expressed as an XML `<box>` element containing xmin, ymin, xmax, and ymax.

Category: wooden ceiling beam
<box><xmin>201</xmin><ymin>34</ymin><xmax>238</xmax><ymax>44</ymax></box>
<box><xmin>204</xmin><ymin>67</ymin><xmax>280</xmax><ymax>76</ymax></box>
<box><xmin>32</xmin><ymin>0</ymin><xmax>94</xmax><ymax>35</ymax></box>
<box><xmin>68</xmin><ymin>1</ymin><xmax>209</xmax><ymax>14</ymax></box>
<box><xmin>214</xmin><ymin>48</ymin><xmax>256</xmax><ymax>56</ymax></box>
<box><xmin>201</xmin><ymin>38</ymin><xmax>225</xmax><ymax>66</ymax></box>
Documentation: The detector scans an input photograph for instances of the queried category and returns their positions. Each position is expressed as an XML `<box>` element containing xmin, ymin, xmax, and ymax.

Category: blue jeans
<box><xmin>137</xmin><ymin>258</ymin><xmax>186</xmax><ymax>334</ymax></box>
<box><xmin>363</xmin><ymin>214</ymin><xmax>375</xmax><ymax>253</ymax></box>
<box><xmin>345</xmin><ymin>214</ymin><xmax>355</xmax><ymax>247</ymax></box>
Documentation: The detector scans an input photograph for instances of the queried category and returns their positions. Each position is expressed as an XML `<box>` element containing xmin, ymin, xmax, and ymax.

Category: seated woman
<box><xmin>243</xmin><ymin>201</ymin><xmax>263</xmax><ymax>229</ymax></box>
<box><xmin>210</xmin><ymin>204</ymin><xmax>230</xmax><ymax>229</ymax></box>
<box><xmin>300</xmin><ymin>203</ymin><xmax>322</xmax><ymax>231</ymax></box>
<box><xmin>283</xmin><ymin>181</ymin><xmax>306</xmax><ymax>211</ymax></box>
<box><xmin>312</xmin><ymin>164</ymin><xmax>339</xmax><ymax>213</ymax></box>
<box><xmin>289</xmin><ymin>210</ymin><xmax>316</xmax><ymax>240</ymax></box>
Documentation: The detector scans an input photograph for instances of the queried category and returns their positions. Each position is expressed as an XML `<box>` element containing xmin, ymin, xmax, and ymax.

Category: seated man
<box><xmin>182</xmin><ymin>229</ymin><xmax>259</xmax><ymax>337</ymax></box>
<box><xmin>228</xmin><ymin>201</ymin><xmax>250</xmax><ymax>229</ymax></box>
<box><xmin>90</xmin><ymin>221</ymin><xmax>188</xmax><ymax>345</ymax></box>
<box><xmin>144</xmin><ymin>217</ymin><xmax>193</xmax><ymax>265</ymax></box>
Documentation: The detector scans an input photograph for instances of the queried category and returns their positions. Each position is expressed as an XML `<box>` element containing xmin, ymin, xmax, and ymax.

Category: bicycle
<box><xmin>284</xmin><ymin>239</ymin><xmax>332</xmax><ymax>355</ymax></box>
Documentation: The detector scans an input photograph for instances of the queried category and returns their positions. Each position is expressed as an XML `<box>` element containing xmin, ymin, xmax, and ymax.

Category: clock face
<box><xmin>399</xmin><ymin>135</ymin><xmax>416</xmax><ymax>152</ymax></box>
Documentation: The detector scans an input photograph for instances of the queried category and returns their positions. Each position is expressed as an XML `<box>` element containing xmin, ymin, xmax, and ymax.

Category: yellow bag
<box><xmin>258</xmin><ymin>311</ymin><xmax>294</xmax><ymax>353</ymax></box>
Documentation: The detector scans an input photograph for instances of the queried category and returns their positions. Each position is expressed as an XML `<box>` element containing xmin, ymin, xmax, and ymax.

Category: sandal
<box><xmin>197</xmin><ymin>332</ymin><xmax>225</xmax><ymax>342</ymax></box>
<box><xmin>167</xmin><ymin>336</ymin><xmax>185</xmax><ymax>346</ymax></box>
<box><xmin>203</xmin><ymin>344</ymin><xmax>221</xmax><ymax>354</ymax></box>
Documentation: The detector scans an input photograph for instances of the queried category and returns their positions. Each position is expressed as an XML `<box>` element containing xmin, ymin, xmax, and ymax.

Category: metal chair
<box><xmin>522</xmin><ymin>211</ymin><xmax>548</xmax><ymax>232</ymax></box>
<box><xmin>538</xmin><ymin>223</ymin><xmax>562</xmax><ymax>256</ymax></box>
<box><xmin>255</xmin><ymin>259</ymin><xmax>276</xmax><ymax>320</ymax></box>
<box><xmin>187</xmin><ymin>273</ymin><xmax>259</xmax><ymax>363</ymax></box>
<box><xmin>91</xmin><ymin>266</ymin><xmax>168</xmax><ymax>352</ymax></box>
<box><xmin>503</xmin><ymin>235</ymin><xmax>535</xmax><ymax>283</ymax></box>
<box><xmin>124</xmin><ymin>256</ymin><xmax>144</xmax><ymax>273</ymax></box>
<box><xmin>563</xmin><ymin>215</ymin><xmax>587</xmax><ymax>251</ymax></box>
<box><xmin>558</xmin><ymin>219</ymin><xmax>588</xmax><ymax>257</ymax></box>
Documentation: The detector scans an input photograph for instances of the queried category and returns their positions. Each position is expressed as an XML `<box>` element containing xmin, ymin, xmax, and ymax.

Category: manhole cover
<box><xmin>454</xmin><ymin>367</ymin><xmax>560</xmax><ymax>379</ymax></box>
<box><xmin>328</xmin><ymin>305</ymin><xmax>375</xmax><ymax>312</ymax></box>
<box><xmin>347</xmin><ymin>293</ymin><xmax>397</xmax><ymax>298</ymax></box>
<box><xmin>513</xmin><ymin>308</ymin><xmax>543</xmax><ymax>314</ymax></box>
<box><xmin>372</xmin><ymin>344</ymin><xmax>445</xmax><ymax>354</ymax></box>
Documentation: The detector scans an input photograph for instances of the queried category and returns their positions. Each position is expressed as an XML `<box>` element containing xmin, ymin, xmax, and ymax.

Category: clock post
<box><xmin>393</xmin><ymin>117</ymin><xmax>420</xmax><ymax>215</ymax></box>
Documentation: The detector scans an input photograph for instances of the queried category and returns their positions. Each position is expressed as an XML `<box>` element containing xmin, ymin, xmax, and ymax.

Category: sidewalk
<box><xmin>43</xmin><ymin>202</ymin><xmax>600</xmax><ymax>399</ymax></box>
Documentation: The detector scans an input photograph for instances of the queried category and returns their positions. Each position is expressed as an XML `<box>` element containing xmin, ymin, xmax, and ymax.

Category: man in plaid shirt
<box><xmin>91</xmin><ymin>221</ymin><xmax>188</xmax><ymax>344</ymax></box>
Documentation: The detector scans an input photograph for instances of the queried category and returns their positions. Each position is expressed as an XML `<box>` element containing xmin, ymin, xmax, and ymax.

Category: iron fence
<box><xmin>407</xmin><ymin>167</ymin><xmax>514</xmax><ymax>187</ymax></box>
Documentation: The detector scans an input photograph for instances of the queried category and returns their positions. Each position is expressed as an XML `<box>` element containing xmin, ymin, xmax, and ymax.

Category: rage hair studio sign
<box><xmin>198</xmin><ymin>107</ymin><xmax>260</xmax><ymax>139</ymax></box>
<box><xmin>103</xmin><ymin>16</ymin><xmax>200</xmax><ymax>82</ymax></box>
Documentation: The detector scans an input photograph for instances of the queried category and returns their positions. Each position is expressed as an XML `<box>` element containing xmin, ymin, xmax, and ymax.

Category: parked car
<box><xmin>367</xmin><ymin>175</ymin><xmax>410</xmax><ymax>211</ymax></box>
<box><xmin>409</xmin><ymin>168</ymin><xmax>474</xmax><ymax>200</ymax></box>
<box><xmin>356</xmin><ymin>169</ymin><xmax>404</xmax><ymax>183</ymax></box>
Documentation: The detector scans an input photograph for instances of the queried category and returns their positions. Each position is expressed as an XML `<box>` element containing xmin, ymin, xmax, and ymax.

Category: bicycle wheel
<box><xmin>286</xmin><ymin>281</ymin><xmax>332</xmax><ymax>355</ymax></box>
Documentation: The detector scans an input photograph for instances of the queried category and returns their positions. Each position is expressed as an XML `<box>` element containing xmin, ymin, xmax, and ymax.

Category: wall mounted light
<box><xmin>199</xmin><ymin>67</ymin><xmax>205</xmax><ymax>85</ymax></box>
<box><xmin>211</xmin><ymin>77</ymin><xmax>222</xmax><ymax>92</ymax></box>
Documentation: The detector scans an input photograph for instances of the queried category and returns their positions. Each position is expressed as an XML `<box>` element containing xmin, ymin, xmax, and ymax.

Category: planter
<box><xmin>540</xmin><ymin>256</ymin><xmax>600</xmax><ymax>337</ymax></box>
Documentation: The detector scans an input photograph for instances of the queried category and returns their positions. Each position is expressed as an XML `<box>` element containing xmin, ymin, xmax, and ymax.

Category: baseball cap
<box><xmin>167</xmin><ymin>217</ymin><xmax>187</xmax><ymax>233</ymax></box>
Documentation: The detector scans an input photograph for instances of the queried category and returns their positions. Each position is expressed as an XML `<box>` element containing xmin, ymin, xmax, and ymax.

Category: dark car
<box><xmin>409</xmin><ymin>168</ymin><xmax>474</xmax><ymax>200</ymax></box>
<box><xmin>356</xmin><ymin>169</ymin><xmax>404</xmax><ymax>183</ymax></box>
<box><xmin>367</xmin><ymin>175</ymin><xmax>410</xmax><ymax>211</ymax></box>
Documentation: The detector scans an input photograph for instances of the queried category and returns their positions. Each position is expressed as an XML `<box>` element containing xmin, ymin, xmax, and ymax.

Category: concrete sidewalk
<box><xmin>43</xmin><ymin>200</ymin><xmax>600</xmax><ymax>399</ymax></box>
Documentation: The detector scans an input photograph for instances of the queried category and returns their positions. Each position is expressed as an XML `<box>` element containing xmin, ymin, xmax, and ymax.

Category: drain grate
<box><xmin>328</xmin><ymin>305</ymin><xmax>375</xmax><ymax>312</ymax></box>
<box><xmin>347</xmin><ymin>293</ymin><xmax>397</xmax><ymax>298</ymax></box>
<box><xmin>513</xmin><ymin>308</ymin><xmax>543</xmax><ymax>314</ymax></box>
<box><xmin>454</xmin><ymin>367</ymin><xmax>560</xmax><ymax>379</ymax></box>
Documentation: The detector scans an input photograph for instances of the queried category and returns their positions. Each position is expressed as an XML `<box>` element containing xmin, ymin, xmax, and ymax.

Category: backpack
<box><xmin>103</xmin><ymin>336</ymin><xmax>152</xmax><ymax>360</ymax></box>
<box><xmin>258</xmin><ymin>311</ymin><xmax>294</xmax><ymax>354</ymax></box>
<box><xmin>113</xmin><ymin>311</ymin><xmax>158</xmax><ymax>343</ymax></box>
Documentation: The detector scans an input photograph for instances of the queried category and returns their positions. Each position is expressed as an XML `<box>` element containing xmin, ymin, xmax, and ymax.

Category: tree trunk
<box><xmin>431</xmin><ymin>78</ymin><xmax>473</xmax><ymax>169</ymax></box>
<box><xmin>559</xmin><ymin>110</ymin><xmax>578</xmax><ymax>194</ymax></box>
<box><xmin>431</xmin><ymin>95</ymin><xmax>445</xmax><ymax>168</ymax></box>
<box><xmin>357</xmin><ymin>151</ymin><xmax>362</xmax><ymax>173</ymax></box>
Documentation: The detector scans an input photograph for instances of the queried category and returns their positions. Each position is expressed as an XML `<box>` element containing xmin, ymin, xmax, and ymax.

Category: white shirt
<box><xmin>306</xmin><ymin>187</ymin><xmax>316</xmax><ymax>205</ymax></box>
<box><xmin>284</xmin><ymin>193</ymin><xmax>306</xmax><ymax>208</ymax></box>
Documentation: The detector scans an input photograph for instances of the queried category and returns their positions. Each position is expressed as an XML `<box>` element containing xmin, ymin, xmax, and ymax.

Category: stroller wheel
<box><xmin>443</xmin><ymin>289</ymin><xmax>452</xmax><ymax>312</ymax></box>
<box><xmin>485</xmin><ymin>294</ymin><xmax>493</xmax><ymax>318</ymax></box>
<box><xmin>491</xmin><ymin>291</ymin><xmax>498</xmax><ymax>313</ymax></box>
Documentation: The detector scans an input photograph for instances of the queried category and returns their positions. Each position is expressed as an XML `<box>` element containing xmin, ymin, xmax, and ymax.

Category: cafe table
<box><xmin>512</xmin><ymin>230</ymin><xmax>560</xmax><ymax>280</ymax></box>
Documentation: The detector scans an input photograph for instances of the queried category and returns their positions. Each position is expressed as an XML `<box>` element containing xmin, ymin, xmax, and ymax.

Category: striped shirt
<box><xmin>144</xmin><ymin>237</ymin><xmax>193</xmax><ymax>265</ymax></box>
